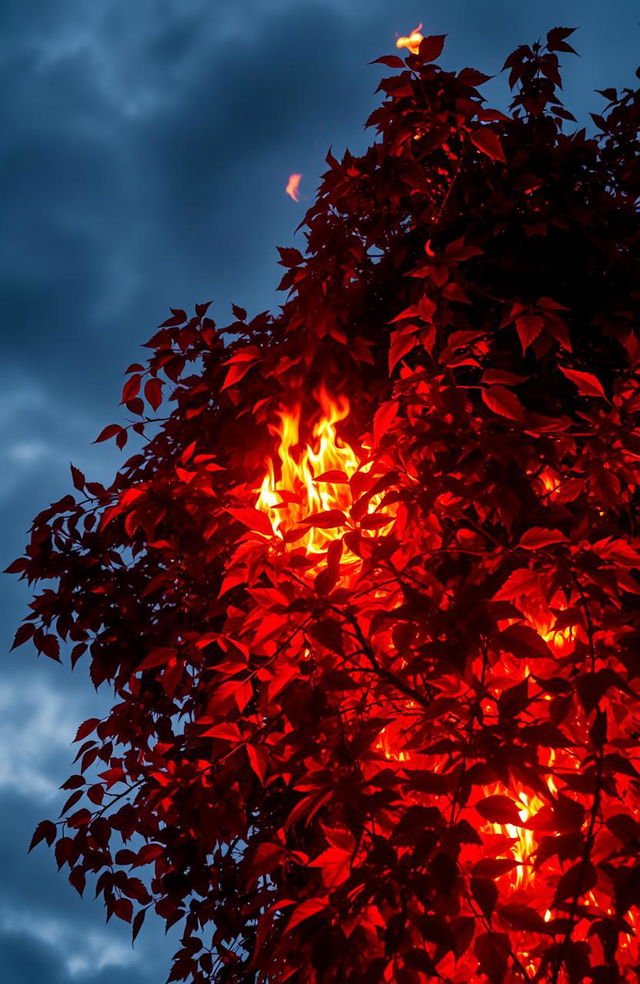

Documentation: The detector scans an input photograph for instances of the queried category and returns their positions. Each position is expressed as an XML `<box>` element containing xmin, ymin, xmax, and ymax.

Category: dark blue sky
<box><xmin>1</xmin><ymin>2</ymin><xmax>638</xmax><ymax>982</ymax></box>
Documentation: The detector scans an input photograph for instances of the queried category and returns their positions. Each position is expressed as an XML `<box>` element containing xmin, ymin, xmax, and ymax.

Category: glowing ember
<box><xmin>285</xmin><ymin>173</ymin><xmax>302</xmax><ymax>202</ymax></box>
<box><xmin>396</xmin><ymin>23</ymin><xmax>424</xmax><ymax>55</ymax></box>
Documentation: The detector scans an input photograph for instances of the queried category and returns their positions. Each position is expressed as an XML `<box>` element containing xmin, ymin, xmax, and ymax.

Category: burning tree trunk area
<box><xmin>9</xmin><ymin>25</ymin><xmax>640</xmax><ymax>984</ymax></box>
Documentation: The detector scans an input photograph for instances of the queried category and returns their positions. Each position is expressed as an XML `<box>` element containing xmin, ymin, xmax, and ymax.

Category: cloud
<box><xmin>0</xmin><ymin>910</ymin><xmax>136</xmax><ymax>979</ymax></box>
<box><xmin>0</xmin><ymin>787</ymin><xmax>176</xmax><ymax>984</ymax></box>
<box><xmin>0</xmin><ymin>680</ymin><xmax>86</xmax><ymax>800</ymax></box>
<box><xmin>0</xmin><ymin>372</ymin><xmax>119</xmax><ymax>512</ymax></box>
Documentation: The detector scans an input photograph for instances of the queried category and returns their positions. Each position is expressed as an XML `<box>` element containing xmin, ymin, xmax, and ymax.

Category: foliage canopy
<box><xmin>9</xmin><ymin>26</ymin><xmax>640</xmax><ymax>984</ymax></box>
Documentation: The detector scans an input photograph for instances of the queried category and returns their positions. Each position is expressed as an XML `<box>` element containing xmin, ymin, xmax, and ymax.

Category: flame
<box><xmin>396</xmin><ymin>23</ymin><xmax>424</xmax><ymax>55</ymax></box>
<box><xmin>255</xmin><ymin>388</ymin><xmax>392</xmax><ymax>562</ymax></box>
<box><xmin>488</xmin><ymin>765</ymin><xmax>559</xmax><ymax>891</ymax></box>
<box><xmin>537</xmin><ymin>466</ymin><xmax>561</xmax><ymax>497</ymax></box>
<box><xmin>525</xmin><ymin>595</ymin><xmax>576</xmax><ymax>652</ymax></box>
<box><xmin>285</xmin><ymin>173</ymin><xmax>302</xmax><ymax>202</ymax></box>
<box><xmin>256</xmin><ymin>388</ymin><xmax>355</xmax><ymax>556</ymax></box>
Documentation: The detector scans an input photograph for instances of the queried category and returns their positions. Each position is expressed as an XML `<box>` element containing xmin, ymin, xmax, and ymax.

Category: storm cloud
<box><xmin>1</xmin><ymin>2</ymin><xmax>638</xmax><ymax>981</ymax></box>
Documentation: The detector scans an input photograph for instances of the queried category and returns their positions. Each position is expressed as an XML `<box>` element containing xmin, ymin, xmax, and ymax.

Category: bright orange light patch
<box><xmin>253</xmin><ymin>392</ymin><xmax>640</xmax><ymax>975</ymax></box>
<box><xmin>256</xmin><ymin>388</ymin><xmax>355</xmax><ymax>556</ymax></box>
<box><xmin>255</xmin><ymin>388</ymin><xmax>393</xmax><ymax>564</ymax></box>
<box><xmin>285</xmin><ymin>173</ymin><xmax>302</xmax><ymax>202</ymax></box>
<box><xmin>396</xmin><ymin>23</ymin><xmax>424</xmax><ymax>55</ymax></box>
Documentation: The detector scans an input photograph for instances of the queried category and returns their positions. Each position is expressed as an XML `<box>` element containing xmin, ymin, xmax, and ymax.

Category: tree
<box><xmin>8</xmin><ymin>25</ymin><xmax>640</xmax><ymax>984</ymax></box>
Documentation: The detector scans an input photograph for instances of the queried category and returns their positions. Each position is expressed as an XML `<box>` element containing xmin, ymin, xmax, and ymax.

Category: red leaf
<box><xmin>308</xmin><ymin>845</ymin><xmax>351</xmax><ymax>887</ymax></box>
<box><xmin>250</xmin><ymin>842</ymin><xmax>285</xmax><ymax>882</ymax></box>
<box><xmin>444</xmin><ymin>237</ymin><xmax>483</xmax><ymax>261</ymax></box>
<box><xmin>313</xmin><ymin>470</ymin><xmax>350</xmax><ymax>484</ymax></box>
<box><xmin>225</xmin><ymin>507</ymin><xmax>274</xmax><ymax>538</ymax></box>
<box><xmin>70</xmin><ymin>464</ymin><xmax>85</xmax><ymax>490</ymax></box>
<box><xmin>469</xmin><ymin>127</ymin><xmax>506</xmax><ymax>163</ymax></box>
<box><xmin>476</xmin><ymin>794</ymin><xmax>522</xmax><ymax>825</ymax></box>
<box><xmin>494</xmin><ymin>568</ymin><xmax>542</xmax><ymax>601</ymax></box>
<box><xmin>498</xmin><ymin>903</ymin><xmax>549</xmax><ymax>933</ymax></box>
<box><xmin>285</xmin><ymin>897</ymin><xmax>329</xmax><ymax>933</ymax></box>
<box><xmin>474</xmin><ymin>932</ymin><xmax>510</xmax><ymax>984</ymax></box>
<box><xmin>10</xmin><ymin>623</ymin><xmax>35</xmax><ymax>650</ymax></box>
<box><xmin>537</xmin><ymin>295</ymin><xmax>569</xmax><ymax>311</ymax></box>
<box><xmin>113</xmin><ymin>898</ymin><xmax>133</xmax><ymax>923</ymax></box>
<box><xmin>40</xmin><ymin>634</ymin><xmax>60</xmax><ymax>661</ymax></box>
<box><xmin>74</xmin><ymin>718</ymin><xmax>100</xmax><ymax>742</ymax></box>
<box><xmin>201</xmin><ymin>723</ymin><xmax>243</xmax><ymax>742</ymax></box>
<box><xmin>122</xmin><ymin>374</ymin><xmax>142</xmax><ymax>403</ymax></box>
<box><xmin>223</xmin><ymin>346</ymin><xmax>260</xmax><ymax>364</ymax></box>
<box><xmin>417</xmin><ymin>35</ymin><xmax>446</xmax><ymax>63</ymax></box>
<box><xmin>277</xmin><ymin>247</ymin><xmax>304</xmax><ymax>267</ymax></box>
<box><xmin>94</xmin><ymin>424</ymin><xmax>123</xmax><ymax>444</ymax></box>
<box><xmin>592</xmin><ymin>537</ymin><xmax>640</xmax><ymax>567</ymax></box>
<box><xmin>159</xmin><ymin>308</ymin><xmax>187</xmax><ymax>328</ymax></box>
<box><xmin>559</xmin><ymin>366</ymin><xmax>607</xmax><ymax>399</ymax></box>
<box><xmin>247</xmin><ymin>744</ymin><xmax>268</xmax><ymax>783</ymax></box>
<box><xmin>553</xmin><ymin>860</ymin><xmax>597</xmax><ymax>905</ymax></box>
<box><xmin>299</xmin><ymin>509</ymin><xmax>347</xmax><ymax>529</ymax></box>
<box><xmin>481</xmin><ymin>370</ymin><xmax>528</xmax><ymax>386</ymax></box>
<box><xmin>370</xmin><ymin>55</ymin><xmax>406</xmax><ymax>69</ymax></box>
<box><xmin>482</xmin><ymin>385</ymin><xmax>524</xmax><ymax>421</ymax></box>
<box><xmin>519</xmin><ymin>527</ymin><xmax>569</xmax><ymax>549</ymax></box>
<box><xmin>515</xmin><ymin>314</ymin><xmax>544</xmax><ymax>352</ymax></box>
<box><xmin>29</xmin><ymin>820</ymin><xmax>57</xmax><ymax>852</ymax></box>
<box><xmin>471</xmin><ymin>878</ymin><xmax>499</xmax><ymax>920</ymax></box>
<box><xmin>138</xmin><ymin>647</ymin><xmax>175</xmax><ymax>671</ymax></box>
<box><xmin>221</xmin><ymin>361</ymin><xmax>256</xmax><ymax>391</ymax></box>
<box><xmin>373</xmin><ymin>401</ymin><xmax>399</xmax><ymax>447</ymax></box>
<box><xmin>231</xmin><ymin>678</ymin><xmax>253</xmax><ymax>712</ymax></box>
<box><xmin>132</xmin><ymin>909</ymin><xmax>145</xmax><ymax>943</ymax></box>
<box><xmin>144</xmin><ymin>377</ymin><xmax>164</xmax><ymax>410</ymax></box>
<box><xmin>472</xmin><ymin>858</ymin><xmax>519</xmax><ymax>879</ymax></box>
<box><xmin>389</xmin><ymin>328</ymin><xmax>418</xmax><ymax>372</ymax></box>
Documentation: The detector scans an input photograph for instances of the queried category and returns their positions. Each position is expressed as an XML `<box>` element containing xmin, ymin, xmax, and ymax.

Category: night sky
<box><xmin>1</xmin><ymin>2</ymin><xmax>638</xmax><ymax>982</ymax></box>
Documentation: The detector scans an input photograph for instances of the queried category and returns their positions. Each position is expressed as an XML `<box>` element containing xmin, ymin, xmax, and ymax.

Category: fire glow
<box><xmin>396</xmin><ymin>23</ymin><xmax>425</xmax><ymax>55</ymax></box>
<box><xmin>254</xmin><ymin>389</ymin><xmax>639</xmax><ymax>973</ymax></box>
<box><xmin>255</xmin><ymin>388</ymin><xmax>392</xmax><ymax>562</ymax></box>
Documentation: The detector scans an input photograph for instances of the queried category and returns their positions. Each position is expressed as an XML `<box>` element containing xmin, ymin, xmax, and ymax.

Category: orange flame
<box><xmin>487</xmin><ymin>768</ymin><xmax>558</xmax><ymax>892</ymax></box>
<box><xmin>285</xmin><ymin>173</ymin><xmax>302</xmax><ymax>202</ymax></box>
<box><xmin>396</xmin><ymin>23</ymin><xmax>424</xmax><ymax>55</ymax></box>
<box><xmin>256</xmin><ymin>389</ymin><xmax>355</xmax><ymax>556</ymax></box>
<box><xmin>255</xmin><ymin>389</ymin><xmax>393</xmax><ymax>563</ymax></box>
